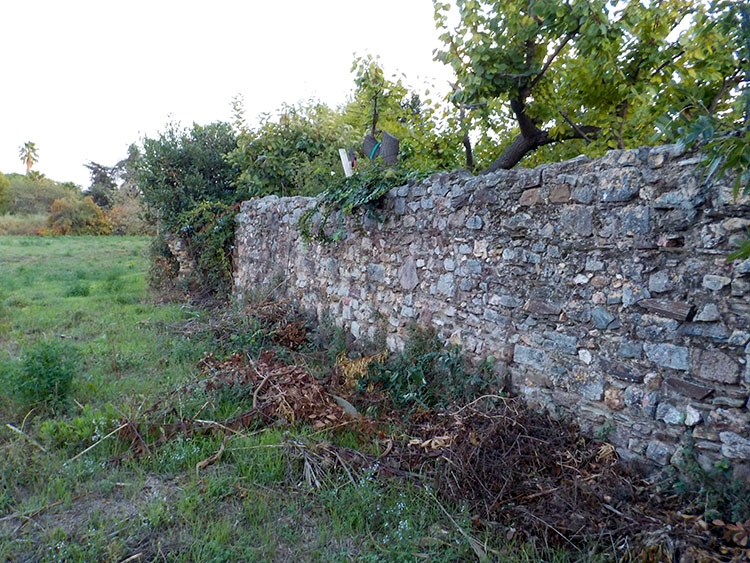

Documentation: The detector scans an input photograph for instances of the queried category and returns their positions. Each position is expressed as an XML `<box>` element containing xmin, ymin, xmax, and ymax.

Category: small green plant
<box><xmin>361</xmin><ymin>325</ymin><xmax>489</xmax><ymax>411</ymax></box>
<box><xmin>673</xmin><ymin>442</ymin><xmax>750</xmax><ymax>524</ymax></box>
<box><xmin>64</xmin><ymin>280</ymin><xmax>90</xmax><ymax>297</ymax></box>
<box><xmin>13</xmin><ymin>339</ymin><xmax>80</xmax><ymax>409</ymax></box>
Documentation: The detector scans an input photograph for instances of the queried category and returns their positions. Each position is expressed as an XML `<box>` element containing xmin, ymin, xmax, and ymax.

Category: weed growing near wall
<box><xmin>362</xmin><ymin>325</ymin><xmax>491</xmax><ymax>411</ymax></box>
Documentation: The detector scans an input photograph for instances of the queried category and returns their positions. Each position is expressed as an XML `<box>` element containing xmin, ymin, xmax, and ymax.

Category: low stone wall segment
<box><xmin>234</xmin><ymin>145</ymin><xmax>750</xmax><ymax>477</ymax></box>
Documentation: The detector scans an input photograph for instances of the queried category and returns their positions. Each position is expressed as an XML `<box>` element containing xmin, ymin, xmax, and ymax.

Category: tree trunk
<box><xmin>462</xmin><ymin>132</ymin><xmax>474</xmax><ymax>171</ymax></box>
<box><xmin>481</xmin><ymin>132</ymin><xmax>540</xmax><ymax>174</ymax></box>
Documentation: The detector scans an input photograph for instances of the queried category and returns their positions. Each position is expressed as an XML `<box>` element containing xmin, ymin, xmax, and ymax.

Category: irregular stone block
<box><xmin>664</xmin><ymin>378</ymin><xmax>713</xmax><ymax>400</ymax></box>
<box><xmin>695</xmin><ymin>349</ymin><xmax>740</xmax><ymax>384</ymax></box>
<box><xmin>599</xmin><ymin>168</ymin><xmax>642</xmax><ymax>202</ymax></box>
<box><xmin>398</xmin><ymin>257</ymin><xmax>419</xmax><ymax>290</ymax></box>
<box><xmin>465</xmin><ymin>215</ymin><xmax>483</xmax><ymax>230</ymax></box>
<box><xmin>637</xmin><ymin>299</ymin><xmax>694</xmax><ymax>321</ymax></box>
<box><xmin>646</xmin><ymin>440</ymin><xmax>674</xmax><ymax>465</ymax></box>
<box><xmin>520</xmin><ymin>188</ymin><xmax>540</xmax><ymax>206</ymax></box>
<box><xmin>524</xmin><ymin>300</ymin><xmax>563</xmax><ymax>316</ymax></box>
<box><xmin>598</xmin><ymin>358</ymin><xmax>642</xmax><ymax>383</ymax></box>
<box><xmin>694</xmin><ymin>303</ymin><xmax>721</xmax><ymax>322</ymax></box>
<box><xmin>644</xmin><ymin>342</ymin><xmax>690</xmax><ymax>370</ymax></box>
<box><xmin>702</xmin><ymin>275</ymin><xmax>731</xmax><ymax>291</ymax></box>
<box><xmin>513</xmin><ymin>345</ymin><xmax>548</xmax><ymax>371</ymax></box>
<box><xmin>719</xmin><ymin>432</ymin><xmax>750</xmax><ymax>460</ymax></box>
<box><xmin>618</xmin><ymin>340</ymin><xmax>643</xmax><ymax>359</ymax></box>
<box><xmin>561</xmin><ymin>205</ymin><xmax>593</xmax><ymax>237</ymax></box>
<box><xmin>648</xmin><ymin>271</ymin><xmax>674</xmax><ymax>294</ymax></box>
<box><xmin>656</xmin><ymin>402</ymin><xmax>684</xmax><ymax>425</ymax></box>
<box><xmin>549</xmin><ymin>184</ymin><xmax>571</xmax><ymax>203</ymax></box>
<box><xmin>591</xmin><ymin>306</ymin><xmax>618</xmax><ymax>329</ymax></box>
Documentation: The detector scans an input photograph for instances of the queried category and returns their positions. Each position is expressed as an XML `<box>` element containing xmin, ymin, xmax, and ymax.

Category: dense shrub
<box><xmin>44</xmin><ymin>196</ymin><xmax>112</xmax><ymax>235</ymax></box>
<box><xmin>0</xmin><ymin>171</ymin><xmax>9</xmax><ymax>214</ymax></box>
<box><xmin>13</xmin><ymin>339</ymin><xmax>80</xmax><ymax>409</ymax></box>
<box><xmin>136</xmin><ymin>121</ymin><xmax>239</xmax><ymax>231</ymax></box>
<box><xmin>108</xmin><ymin>192</ymin><xmax>154</xmax><ymax>235</ymax></box>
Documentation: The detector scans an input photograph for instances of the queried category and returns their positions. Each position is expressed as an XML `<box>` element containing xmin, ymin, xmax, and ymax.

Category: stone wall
<box><xmin>234</xmin><ymin>145</ymin><xmax>750</xmax><ymax>478</ymax></box>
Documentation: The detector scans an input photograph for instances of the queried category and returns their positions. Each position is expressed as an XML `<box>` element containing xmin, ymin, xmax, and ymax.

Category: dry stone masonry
<box><xmin>233</xmin><ymin>145</ymin><xmax>750</xmax><ymax>478</ymax></box>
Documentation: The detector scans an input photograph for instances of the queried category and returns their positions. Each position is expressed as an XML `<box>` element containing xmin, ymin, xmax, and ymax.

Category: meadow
<box><xmin>0</xmin><ymin>236</ymin><xmax>595</xmax><ymax>562</ymax></box>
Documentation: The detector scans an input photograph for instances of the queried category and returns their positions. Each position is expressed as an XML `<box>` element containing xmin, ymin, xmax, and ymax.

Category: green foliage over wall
<box><xmin>229</xmin><ymin>102</ymin><xmax>358</xmax><ymax>198</ymax></box>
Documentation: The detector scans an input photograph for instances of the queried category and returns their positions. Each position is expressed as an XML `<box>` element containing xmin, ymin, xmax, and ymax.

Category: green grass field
<box><xmin>0</xmin><ymin>236</ymin><xmax>594</xmax><ymax>562</ymax></box>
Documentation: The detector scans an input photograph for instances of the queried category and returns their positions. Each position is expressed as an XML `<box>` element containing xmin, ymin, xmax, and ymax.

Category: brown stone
<box><xmin>549</xmin><ymin>184</ymin><xmax>571</xmax><ymax>203</ymax></box>
<box><xmin>519</xmin><ymin>188</ymin><xmax>540</xmax><ymax>206</ymax></box>
<box><xmin>637</xmin><ymin>299</ymin><xmax>695</xmax><ymax>321</ymax></box>
<box><xmin>524</xmin><ymin>299</ymin><xmax>562</xmax><ymax>316</ymax></box>
<box><xmin>604</xmin><ymin>387</ymin><xmax>625</xmax><ymax>410</ymax></box>
<box><xmin>665</xmin><ymin>378</ymin><xmax>714</xmax><ymax>400</ymax></box>
<box><xmin>695</xmin><ymin>349</ymin><xmax>740</xmax><ymax>384</ymax></box>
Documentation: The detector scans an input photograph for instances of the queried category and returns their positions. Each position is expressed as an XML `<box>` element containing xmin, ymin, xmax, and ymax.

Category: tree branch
<box><xmin>559</xmin><ymin>111</ymin><xmax>593</xmax><ymax>143</ymax></box>
<box><xmin>529</xmin><ymin>27</ymin><xmax>580</xmax><ymax>91</ymax></box>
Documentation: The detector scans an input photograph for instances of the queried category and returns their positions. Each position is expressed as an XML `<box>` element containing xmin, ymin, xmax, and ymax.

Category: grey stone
<box><xmin>645</xmin><ymin>440</ymin><xmax>673</xmax><ymax>465</ymax></box>
<box><xmin>620</xmin><ymin>206</ymin><xmax>650</xmax><ymax>234</ymax></box>
<box><xmin>599</xmin><ymin>168</ymin><xmax>642</xmax><ymax>202</ymax></box>
<box><xmin>656</xmin><ymin>402</ymin><xmax>684</xmax><ymax>425</ymax></box>
<box><xmin>735</xmin><ymin>259</ymin><xmax>750</xmax><ymax>275</ymax></box>
<box><xmin>732</xmin><ymin>278</ymin><xmax>750</xmax><ymax>296</ymax></box>
<box><xmin>622</xmin><ymin>283</ymin><xmax>651</xmax><ymax>307</ymax></box>
<box><xmin>459</xmin><ymin>278</ymin><xmax>476</xmax><ymax>291</ymax></box>
<box><xmin>571</xmin><ymin>184</ymin><xmax>595</xmax><ymax>204</ymax></box>
<box><xmin>561</xmin><ymin>205</ymin><xmax>593</xmax><ymax>236</ymax></box>
<box><xmin>421</xmin><ymin>197</ymin><xmax>435</xmax><ymax>210</ymax></box>
<box><xmin>466</xmin><ymin>215</ymin><xmax>483</xmax><ymax>230</ymax></box>
<box><xmin>694</xmin><ymin>303</ymin><xmax>721</xmax><ymax>322</ymax></box>
<box><xmin>483</xmin><ymin>309</ymin><xmax>510</xmax><ymax>325</ymax></box>
<box><xmin>618</xmin><ymin>340</ymin><xmax>643</xmax><ymax>359</ymax></box>
<box><xmin>702</xmin><ymin>275</ymin><xmax>731</xmax><ymax>291</ymax></box>
<box><xmin>591</xmin><ymin>307</ymin><xmax>618</xmax><ymax>329</ymax></box>
<box><xmin>648</xmin><ymin>271</ymin><xmax>673</xmax><ymax>294</ymax></box>
<box><xmin>695</xmin><ymin>349</ymin><xmax>740</xmax><ymax>384</ymax></box>
<box><xmin>585</xmin><ymin>257</ymin><xmax>604</xmax><ymax>271</ymax></box>
<box><xmin>685</xmin><ymin>405</ymin><xmax>703</xmax><ymax>426</ymax></box>
<box><xmin>398</xmin><ymin>257</ymin><xmax>419</xmax><ymax>290</ymax></box>
<box><xmin>394</xmin><ymin>199</ymin><xmax>406</xmax><ymax>214</ymax></box>
<box><xmin>644</xmin><ymin>342</ymin><xmax>690</xmax><ymax>371</ymax></box>
<box><xmin>490</xmin><ymin>294</ymin><xmax>523</xmax><ymax>309</ymax></box>
<box><xmin>677</xmin><ymin>322</ymin><xmax>729</xmax><ymax>341</ymax></box>
<box><xmin>437</xmin><ymin>274</ymin><xmax>456</xmax><ymax>297</ymax></box>
<box><xmin>728</xmin><ymin>330</ymin><xmax>750</xmax><ymax>347</ymax></box>
<box><xmin>443</xmin><ymin>258</ymin><xmax>456</xmax><ymax>271</ymax></box>
<box><xmin>719</xmin><ymin>432</ymin><xmax>750</xmax><ymax>460</ymax></box>
<box><xmin>464</xmin><ymin>259</ymin><xmax>482</xmax><ymax>275</ymax></box>
<box><xmin>580</xmin><ymin>380</ymin><xmax>605</xmax><ymax>402</ymax></box>
<box><xmin>543</xmin><ymin>331</ymin><xmax>578</xmax><ymax>355</ymax></box>
<box><xmin>367</xmin><ymin>263</ymin><xmax>386</xmax><ymax>283</ymax></box>
<box><xmin>513</xmin><ymin>345</ymin><xmax>548</xmax><ymax>371</ymax></box>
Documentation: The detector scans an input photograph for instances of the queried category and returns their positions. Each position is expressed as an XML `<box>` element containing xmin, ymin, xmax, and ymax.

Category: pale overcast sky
<box><xmin>0</xmin><ymin>0</ymin><xmax>452</xmax><ymax>188</ymax></box>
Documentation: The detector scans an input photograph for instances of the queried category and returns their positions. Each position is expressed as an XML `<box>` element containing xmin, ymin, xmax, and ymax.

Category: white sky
<box><xmin>0</xmin><ymin>0</ymin><xmax>452</xmax><ymax>188</ymax></box>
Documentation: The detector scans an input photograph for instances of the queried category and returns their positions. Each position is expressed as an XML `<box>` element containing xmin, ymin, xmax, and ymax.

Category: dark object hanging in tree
<box><xmin>362</xmin><ymin>131</ymin><xmax>400</xmax><ymax>165</ymax></box>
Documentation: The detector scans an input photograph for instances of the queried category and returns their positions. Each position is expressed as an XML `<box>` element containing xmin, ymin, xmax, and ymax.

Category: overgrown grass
<box><xmin>0</xmin><ymin>236</ymin><xmax>594</xmax><ymax>562</ymax></box>
<box><xmin>0</xmin><ymin>213</ymin><xmax>47</xmax><ymax>235</ymax></box>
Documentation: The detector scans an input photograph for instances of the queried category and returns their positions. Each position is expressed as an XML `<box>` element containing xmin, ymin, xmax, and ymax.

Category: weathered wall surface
<box><xmin>234</xmin><ymin>145</ymin><xmax>750</xmax><ymax>477</ymax></box>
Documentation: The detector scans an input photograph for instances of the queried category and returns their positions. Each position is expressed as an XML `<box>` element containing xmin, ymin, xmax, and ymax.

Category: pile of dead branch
<box><xmin>114</xmin><ymin>350</ymin><xmax>356</xmax><ymax>458</ymax></box>
<box><xmin>393</xmin><ymin>397</ymin><xmax>744</xmax><ymax>560</ymax></box>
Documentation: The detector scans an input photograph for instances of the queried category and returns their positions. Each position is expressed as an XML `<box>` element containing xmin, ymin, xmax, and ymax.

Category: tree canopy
<box><xmin>19</xmin><ymin>141</ymin><xmax>39</xmax><ymax>175</ymax></box>
<box><xmin>434</xmin><ymin>0</ymin><xmax>744</xmax><ymax>172</ymax></box>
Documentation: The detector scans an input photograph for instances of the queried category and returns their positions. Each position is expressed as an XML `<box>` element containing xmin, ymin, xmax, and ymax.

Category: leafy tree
<box><xmin>5</xmin><ymin>173</ymin><xmax>80</xmax><ymax>215</ymax></box>
<box><xmin>84</xmin><ymin>161</ymin><xmax>118</xmax><ymax>210</ymax></box>
<box><xmin>343</xmin><ymin>56</ymin><xmax>465</xmax><ymax>172</ymax></box>
<box><xmin>0</xmin><ymin>171</ymin><xmax>10</xmax><ymax>215</ymax></box>
<box><xmin>19</xmin><ymin>141</ymin><xmax>39</xmax><ymax>174</ymax></box>
<box><xmin>228</xmin><ymin>102</ymin><xmax>356</xmax><ymax>197</ymax></box>
<box><xmin>434</xmin><ymin>0</ymin><xmax>742</xmax><ymax>172</ymax></box>
<box><xmin>135</xmin><ymin>121</ymin><xmax>239</xmax><ymax>231</ymax></box>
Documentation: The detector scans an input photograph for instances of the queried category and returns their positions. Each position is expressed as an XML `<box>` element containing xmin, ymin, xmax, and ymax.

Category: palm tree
<box><xmin>19</xmin><ymin>141</ymin><xmax>39</xmax><ymax>174</ymax></box>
